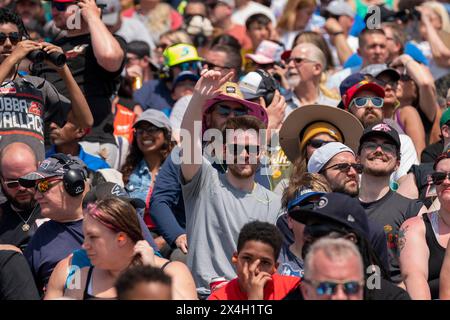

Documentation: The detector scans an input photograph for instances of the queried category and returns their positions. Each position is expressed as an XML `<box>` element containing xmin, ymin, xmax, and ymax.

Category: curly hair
<box><xmin>282</xmin><ymin>171</ymin><xmax>331</xmax><ymax>209</ymax></box>
<box><xmin>121</xmin><ymin>127</ymin><xmax>175</xmax><ymax>185</ymax></box>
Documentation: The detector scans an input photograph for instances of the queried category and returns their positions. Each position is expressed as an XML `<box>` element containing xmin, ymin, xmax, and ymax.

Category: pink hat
<box><xmin>202</xmin><ymin>82</ymin><xmax>268</xmax><ymax>129</ymax></box>
<box><xmin>245</xmin><ymin>40</ymin><xmax>284</xmax><ymax>65</ymax></box>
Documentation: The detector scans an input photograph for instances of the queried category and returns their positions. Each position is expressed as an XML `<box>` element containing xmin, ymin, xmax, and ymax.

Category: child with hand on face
<box><xmin>208</xmin><ymin>221</ymin><xmax>300</xmax><ymax>300</ymax></box>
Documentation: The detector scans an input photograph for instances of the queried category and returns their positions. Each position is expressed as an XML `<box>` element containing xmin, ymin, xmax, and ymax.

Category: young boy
<box><xmin>208</xmin><ymin>221</ymin><xmax>300</xmax><ymax>300</ymax></box>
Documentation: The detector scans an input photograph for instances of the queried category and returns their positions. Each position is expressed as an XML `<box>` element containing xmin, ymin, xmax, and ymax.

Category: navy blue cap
<box><xmin>288</xmin><ymin>192</ymin><xmax>370</xmax><ymax>238</ymax></box>
<box><xmin>339</xmin><ymin>73</ymin><xmax>366</xmax><ymax>97</ymax></box>
<box><xmin>359</xmin><ymin>122</ymin><xmax>401</xmax><ymax>151</ymax></box>
<box><xmin>287</xmin><ymin>189</ymin><xmax>326</xmax><ymax>212</ymax></box>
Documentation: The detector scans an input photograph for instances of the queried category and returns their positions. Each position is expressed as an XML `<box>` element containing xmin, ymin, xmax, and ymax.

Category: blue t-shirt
<box><xmin>277</xmin><ymin>242</ymin><xmax>304</xmax><ymax>279</ymax></box>
<box><xmin>133</xmin><ymin>80</ymin><xmax>174</xmax><ymax>116</ymax></box>
<box><xmin>46</xmin><ymin>144</ymin><xmax>110</xmax><ymax>172</ymax></box>
<box><xmin>24</xmin><ymin>219</ymin><xmax>84</xmax><ymax>292</ymax></box>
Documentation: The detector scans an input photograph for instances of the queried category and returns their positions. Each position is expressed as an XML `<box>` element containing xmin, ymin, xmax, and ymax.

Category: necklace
<box><xmin>15</xmin><ymin>205</ymin><xmax>38</xmax><ymax>232</ymax></box>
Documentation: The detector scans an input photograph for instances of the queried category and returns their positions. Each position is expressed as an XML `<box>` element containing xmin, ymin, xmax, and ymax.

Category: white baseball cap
<box><xmin>97</xmin><ymin>0</ymin><xmax>121</xmax><ymax>26</ymax></box>
<box><xmin>307</xmin><ymin>142</ymin><xmax>355</xmax><ymax>173</ymax></box>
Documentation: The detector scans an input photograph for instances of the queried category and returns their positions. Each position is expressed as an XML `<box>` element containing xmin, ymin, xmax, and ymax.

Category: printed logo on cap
<box><xmin>226</xmin><ymin>86</ymin><xmax>236</xmax><ymax>94</ymax></box>
<box><xmin>316</xmin><ymin>197</ymin><xmax>328</xmax><ymax>209</ymax></box>
<box><xmin>372</xmin><ymin>123</ymin><xmax>391</xmax><ymax>132</ymax></box>
<box><xmin>347</xmin><ymin>214</ymin><xmax>355</xmax><ymax>222</ymax></box>
<box><xmin>181</xmin><ymin>47</ymin><xmax>190</xmax><ymax>57</ymax></box>
<box><xmin>40</xmin><ymin>160</ymin><xmax>51</xmax><ymax>169</ymax></box>
<box><xmin>111</xmin><ymin>184</ymin><xmax>126</xmax><ymax>197</ymax></box>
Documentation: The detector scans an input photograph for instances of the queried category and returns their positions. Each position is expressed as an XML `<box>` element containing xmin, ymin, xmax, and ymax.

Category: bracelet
<box><xmin>332</xmin><ymin>31</ymin><xmax>344</xmax><ymax>36</ymax></box>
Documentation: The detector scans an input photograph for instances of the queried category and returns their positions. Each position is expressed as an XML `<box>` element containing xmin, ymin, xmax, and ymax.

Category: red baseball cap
<box><xmin>342</xmin><ymin>79</ymin><xmax>385</xmax><ymax>109</ymax></box>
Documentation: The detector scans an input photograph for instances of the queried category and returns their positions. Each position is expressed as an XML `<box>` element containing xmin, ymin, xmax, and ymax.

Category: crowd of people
<box><xmin>0</xmin><ymin>0</ymin><xmax>450</xmax><ymax>301</ymax></box>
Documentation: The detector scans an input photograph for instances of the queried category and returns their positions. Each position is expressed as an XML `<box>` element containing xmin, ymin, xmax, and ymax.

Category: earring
<box><xmin>118</xmin><ymin>234</ymin><xmax>125</xmax><ymax>241</ymax></box>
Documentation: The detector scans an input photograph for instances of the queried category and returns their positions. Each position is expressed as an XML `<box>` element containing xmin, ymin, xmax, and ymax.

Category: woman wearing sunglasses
<box><xmin>277</xmin><ymin>104</ymin><xmax>363</xmax><ymax>195</ymax></box>
<box><xmin>399</xmin><ymin>150</ymin><xmax>450</xmax><ymax>300</ymax></box>
<box><xmin>121</xmin><ymin>109</ymin><xmax>176</xmax><ymax>257</ymax></box>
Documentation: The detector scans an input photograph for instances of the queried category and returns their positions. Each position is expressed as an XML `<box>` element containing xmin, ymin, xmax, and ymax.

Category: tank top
<box><xmin>82</xmin><ymin>267</ymin><xmax>116</xmax><ymax>300</ymax></box>
<box><xmin>424</xmin><ymin>212</ymin><xmax>446</xmax><ymax>299</ymax></box>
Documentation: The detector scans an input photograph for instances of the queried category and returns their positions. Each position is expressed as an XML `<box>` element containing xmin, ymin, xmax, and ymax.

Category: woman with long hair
<box><xmin>45</xmin><ymin>198</ymin><xmax>197</xmax><ymax>300</ymax></box>
<box><xmin>121</xmin><ymin>109</ymin><xmax>176</xmax><ymax>253</ymax></box>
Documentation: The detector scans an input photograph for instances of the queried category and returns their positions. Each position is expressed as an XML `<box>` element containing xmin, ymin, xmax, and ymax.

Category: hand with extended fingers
<box><xmin>193</xmin><ymin>69</ymin><xmax>234</xmax><ymax>102</ymax></box>
<box><xmin>241</xmin><ymin>259</ymin><xmax>273</xmax><ymax>300</ymax></box>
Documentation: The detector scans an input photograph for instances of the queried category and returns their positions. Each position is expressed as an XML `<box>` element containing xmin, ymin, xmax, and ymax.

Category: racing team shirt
<box><xmin>0</xmin><ymin>75</ymin><xmax>71</xmax><ymax>160</ymax></box>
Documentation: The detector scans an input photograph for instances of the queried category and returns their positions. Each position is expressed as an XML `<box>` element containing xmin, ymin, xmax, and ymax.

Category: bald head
<box><xmin>292</xmin><ymin>42</ymin><xmax>327</xmax><ymax>71</ymax></box>
<box><xmin>0</xmin><ymin>143</ymin><xmax>38</xmax><ymax>171</ymax></box>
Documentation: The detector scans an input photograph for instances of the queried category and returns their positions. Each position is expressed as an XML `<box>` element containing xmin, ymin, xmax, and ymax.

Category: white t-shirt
<box><xmin>231</xmin><ymin>1</ymin><xmax>277</xmax><ymax>26</ymax></box>
<box><xmin>116</xmin><ymin>16</ymin><xmax>156</xmax><ymax>52</ymax></box>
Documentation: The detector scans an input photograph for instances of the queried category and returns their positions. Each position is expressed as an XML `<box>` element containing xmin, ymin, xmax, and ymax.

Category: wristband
<box><xmin>332</xmin><ymin>31</ymin><xmax>344</xmax><ymax>36</ymax></box>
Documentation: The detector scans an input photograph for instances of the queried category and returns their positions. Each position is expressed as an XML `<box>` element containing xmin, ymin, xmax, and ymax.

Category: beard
<box><xmin>228</xmin><ymin>163</ymin><xmax>258</xmax><ymax>179</ymax></box>
<box><xmin>3</xmin><ymin>189</ymin><xmax>36</xmax><ymax>211</ymax></box>
<box><xmin>330</xmin><ymin>179</ymin><xmax>359</xmax><ymax>197</ymax></box>
<box><xmin>363</xmin><ymin>157</ymin><xmax>397</xmax><ymax>177</ymax></box>
<box><xmin>361</xmin><ymin>110</ymin><xmax>383</xmax><ymax>128</ymax></box>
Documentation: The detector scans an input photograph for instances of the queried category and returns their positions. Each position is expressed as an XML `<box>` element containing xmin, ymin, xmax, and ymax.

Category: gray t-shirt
<box><xmin>181</xmin><ymin>158</ymin><xmax>281</xmax><ymax>294</ymax></box>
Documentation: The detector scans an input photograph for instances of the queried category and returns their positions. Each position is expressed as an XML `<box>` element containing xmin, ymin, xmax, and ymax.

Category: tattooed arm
<box><xmin>398</xmin><ymin>216</ymin><xmax>432</xmax><ymax>300</ymax></box>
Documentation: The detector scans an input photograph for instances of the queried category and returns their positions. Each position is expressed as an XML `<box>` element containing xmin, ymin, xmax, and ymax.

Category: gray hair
<box><xmin>293</xmin><ymin>42</ymin><xmax>327</xmax><ymax>71</ymax></box>
<box><xmin>304</xmin><ymin>238</ymin><xmax>364</xmax><ymax>280</ymax></box>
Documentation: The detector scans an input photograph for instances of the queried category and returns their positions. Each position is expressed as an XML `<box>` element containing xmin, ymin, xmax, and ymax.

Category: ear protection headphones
<box><xmin>51</xmin><ymin>154</ymin><xmax>87</xmax><ymax>197</ymax></box>
<box><xmin>254</xmin><ymin>69</ymin><xmax>280</xmax><ymax>107</ymax></box>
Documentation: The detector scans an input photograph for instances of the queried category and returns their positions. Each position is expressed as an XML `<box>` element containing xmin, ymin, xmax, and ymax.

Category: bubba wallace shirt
<box><xmin>0</xmin><ymin>75</ymin><xmax>71</xmax><ymax>160</ymax></box>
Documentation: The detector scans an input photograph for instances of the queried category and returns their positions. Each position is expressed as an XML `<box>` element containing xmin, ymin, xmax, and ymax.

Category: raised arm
<box><xmin>78</xmin><ymin>0</ymin><xmax>124</xmax><ymax>72</ymax></box>
<box><xmin>180</xmin><ymin>70</ymin><xmax>233</xmax><ymax>182</ymax></box>
<box><xmin>398</xmin><ymin>216</ymin><xmax>432</xmax><ymax>300</ymax></box>
<box><xmin>41</xmin><ymin>42</ymin><xmax>93</xmax><ymax>129</ymax></box>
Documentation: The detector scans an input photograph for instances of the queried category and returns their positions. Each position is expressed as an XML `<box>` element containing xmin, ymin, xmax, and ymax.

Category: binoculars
<box><xmin>27</xmin><ymin>50</ymin><xmax>67</xmax><ymax>67</ymax></box>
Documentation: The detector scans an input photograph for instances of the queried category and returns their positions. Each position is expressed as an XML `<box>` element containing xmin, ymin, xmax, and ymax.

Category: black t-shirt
<box><xmin>421</xmin><ymin>140</ymin><xmax>444</xmax><ymax>164</ymax></box>
<box><xmin>0</xmin><ymin>202</ymin><xmax>43</xmax><ymax>252</ymax></box>
<box><xmin>408</xmin><ymin>163</ymin><xmax>435</xmax><ymax>207</ymax></box>
<box><xmin>283</xmin><ymin>278</ymin><xmax>410</xmax><ymax>300</ymax></box>
<box><xmin>0</xmin><ymin>76</ymin><xmax>71</xmax><ymax>160</ymax></box>
<box><xmin>32</xmin><ymin>34</ymin><xmax>127</xmax><ymax>145</ymax></box>
<box><xmin>360</xmin><ymin>191</ymin><xmax>422</xmax><ymax>283</ymax></box>
<box><xmin>24</xmin><ymin>219</ymin><xmax>84</xmax><ymax>293</ymax></box>
<box><xmin>0</xmin><ymin>250</ymin><xmax>40</xmax><ymax>300</ymax></box>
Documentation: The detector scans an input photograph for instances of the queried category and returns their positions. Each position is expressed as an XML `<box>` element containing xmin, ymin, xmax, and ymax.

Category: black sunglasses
<box><xmin>307</xmin><ymin>139</ymin><xmax>332</xmax><ymax>149</ymax></box>
<box><xmin>215</xmin><ymin>105</ymin><xmax>248</xmax><ymax>117</ymax></box>
<box><xmin>0</xmin><ymin>32</ymin><xmax>21</xmax><ymax>45</ymax></box>
<box><xmin>360</xmin><ymin>141</ymin><xmax>397</xmax><ymax>155</ymax></box>
<box><xmin>227</xmin><ymin>144</ymin><xmax>261</xmax><ymax>156</ymax></box>
<box><xmin>375</xmin><ymin>78</ymin><xmax>398</xmax><ymax>89</ymax></box>
<box><xmin>321</xmin><ymin>163</ymin><xmax>364</xmax><ymax>174</ymax></box>
<box><xmin>430</xmin><ymin>171</ymin><xmax>450</xmax><ymax>186</ymax></box>
<box><xmin>203</xmin><ymin>61</ymin><xmax>230</xmax><ymax>71</ymax></box>
<box><xmin>135</xmin><ymin>125</ymin><xmax>162</xmax><ymax>135</ymax></box>
<box><xmin>303</xmin><ymin>278</ymin><xmax>364</xmax><ymax>296</ymax></box>
<box><xmin>287</xmin><ymin>57</ymin><xmax>315</xmax><ymax>65</ymax></box>
<box><xmin>4</xmin><ymin>179</ymin><xmax>20</xmax><ymax>189</ymax></box>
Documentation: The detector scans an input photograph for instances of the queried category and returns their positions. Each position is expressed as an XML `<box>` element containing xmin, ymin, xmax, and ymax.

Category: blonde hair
<box><xmin>146</xmin><ymin>3</ymin><xmax>176</xmax><ymax>43</ymax></box>
<box><xmin>282</xmin><ymin>172</ymin><xmax>331</xmax><ymax>209</ymax></box>
<box><xmin>422</xmin><ymin>1</ymin><xmax>450</xmax><ymax>33</ymax></box>
<box><xmin>277</xmin><ymin>0</ymin><xmax>317</xmax><ymax>31</ymax></box>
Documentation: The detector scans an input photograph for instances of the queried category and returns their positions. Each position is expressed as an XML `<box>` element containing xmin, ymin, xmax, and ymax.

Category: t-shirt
<box><xmin>116</xmin><ymin>16</ymin><xmax>156</xmax><ymax>52</ymax></box>
<box><xmin>0</xmin><ymin>202</ymin><xmax>43</xmax><ymax>252</ymax></box>
<box><xmin>133</xmin><ymin>79</ymin><xmax>174</xmax><ymax>115</ymax></box>
<box><xmin>181</xmin><ymin>159</ymin><xmax>282</xmax><ymax>294</ymax></box>
<box><xmin>0</xmin><ymin>76</ymin><xmax>72</xmax><ymax>160</ymax></box>
<box><xmin>24</xmin><ymin>219</ymin><xmax>84</xmax><ymax>292</ymax></box>
<box><xmin>408</xmin><ymin>163</ymin><xmax>435</xmax><ymax>207</ymax></box>
<box><xmin>208</xmin><ymin>274</ymin><xmax>300</xmax><ymax>300</ymax></box>
<box><xmin>31</xmin><ymin>34</ymin><xmax>127</xmax><ymax>145</ymax></box>
<box><xmin>231</xmin><ymin>1</ymin><xmax>277</xmax><ymax>26</ymax></box>
<box><xmin>277</xmin><ymin>242</ymin><xmax>304</xmax><ymax>278</ymax></box>
<box><xmin>360</xmin><ymin>191</ymin><xmax>422</xmax><ymax>282</ymax></box>
<box><xmin>421</xmin><ymin>140</ymin><xmax>444</xmax><ymax>164</ymax></box>
<box><xmin>0</xmin><ymin>250</ymin><xmax>40</xmax><ymax>300</ymax></box>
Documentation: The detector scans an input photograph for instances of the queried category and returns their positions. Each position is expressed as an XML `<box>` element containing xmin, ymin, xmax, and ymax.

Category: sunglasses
<box><xmin>287</xmin><ymin>57</ymin><xmax>315</xmax><ymax>65</ymax></box>
<box><xmin>430</xmin><ymin>171</ymin><xmax>450</xmax><ymax>185</ymax></box>
<box><xmin>361</xmin><ymin>141</ymin><xmax>397</xmax><ymax>155</ymax></box>
<box><xmin>215</xmin><ymin>105</ymin><xmax>248</xmax><ymax>117</ymax></box>
<box><xmin>135</xmin><ymin>125</ymin><xmax>162</xmax><ymax>135</ymax></box>
<box><xmin>36</xmin><ymin>178</ymin><xmax>63</xmax><ymax>194</ymax></box>
<box><xmin>4</xmin><ymin>179</ymin><xmax>20</xmax><ymax>189</ymax></box>
<box><xmin>174</xmin><ymin>61</ymin><xmax>201</xmax><ymax>72</ymax></box>
<box><xmin>303</xmin><ymin>224</ymin><xmax>347</xmax><ymax>239</ymax></box>
<box><xmin>52</xmin><ymin>1</ymin><xmax>77</xmax><ymax>11</ymax></box>
<box><xmin>227</xmin><ymin>144</ymin><xmax>261</xmax><ymax>156</ymax></box>
<box><xmin>349</xmin><ymin>97</ymin><xmax>384</xmax><ymax>108</ymax></box>
<box><xmin>303</xmin><ymin>278</ymin><xmax>364</xmax><ymax>296</ymax></box>
<box><xmin>307</xmin><ymin>139</ymin><xmax>332</xmax><ymax>149</ymax></box>
<box><xmin>0</xmin><ymin>32</ymin><xmax>20</xmax><ymax>45</ymax></box>
<box><xmin>202</xmin><ymin>61</ymin><xmax>230</xmax><ymax>71</ymax></box>
<box><xmin>375</xmin><ymin>78</ymin><xmax>398</xmax><ymax>89</ymax></box>
<box><xmin>321</xmin><ymin>163</ymin><xmax>364</xmax><ymax>174</ymax></box>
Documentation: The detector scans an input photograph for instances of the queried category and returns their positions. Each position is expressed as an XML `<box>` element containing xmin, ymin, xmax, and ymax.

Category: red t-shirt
<box><xmin>208</xmin><ymin>274</ymin><xmax>300</xmax><ymax>300</ymax></box>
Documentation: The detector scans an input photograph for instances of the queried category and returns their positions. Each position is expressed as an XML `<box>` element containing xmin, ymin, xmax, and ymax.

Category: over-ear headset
<box><xmin>51</xmin><ymin>154</ymin><xmax>87</xmax><ymax>197</ymax></box>
<box><xmin>254</xmin><ymin>69</ymin><xmax>279</xmax><ymax>107</ymax></box>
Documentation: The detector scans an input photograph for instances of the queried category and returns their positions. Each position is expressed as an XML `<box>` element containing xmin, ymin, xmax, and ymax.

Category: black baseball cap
<box><xmin>82</xmin><ymin>182</ymin><xmax>145</xmax><ymax>209</ymax></box>
<box><xmin>359</xmin><ymin>122</ymin><xmax>401</xmax><ymax>150</ymax></box>
<box><xmin>288</xmin><ymin>192</ymin><xmax>370</xmax><ymax>238</ymax></box>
